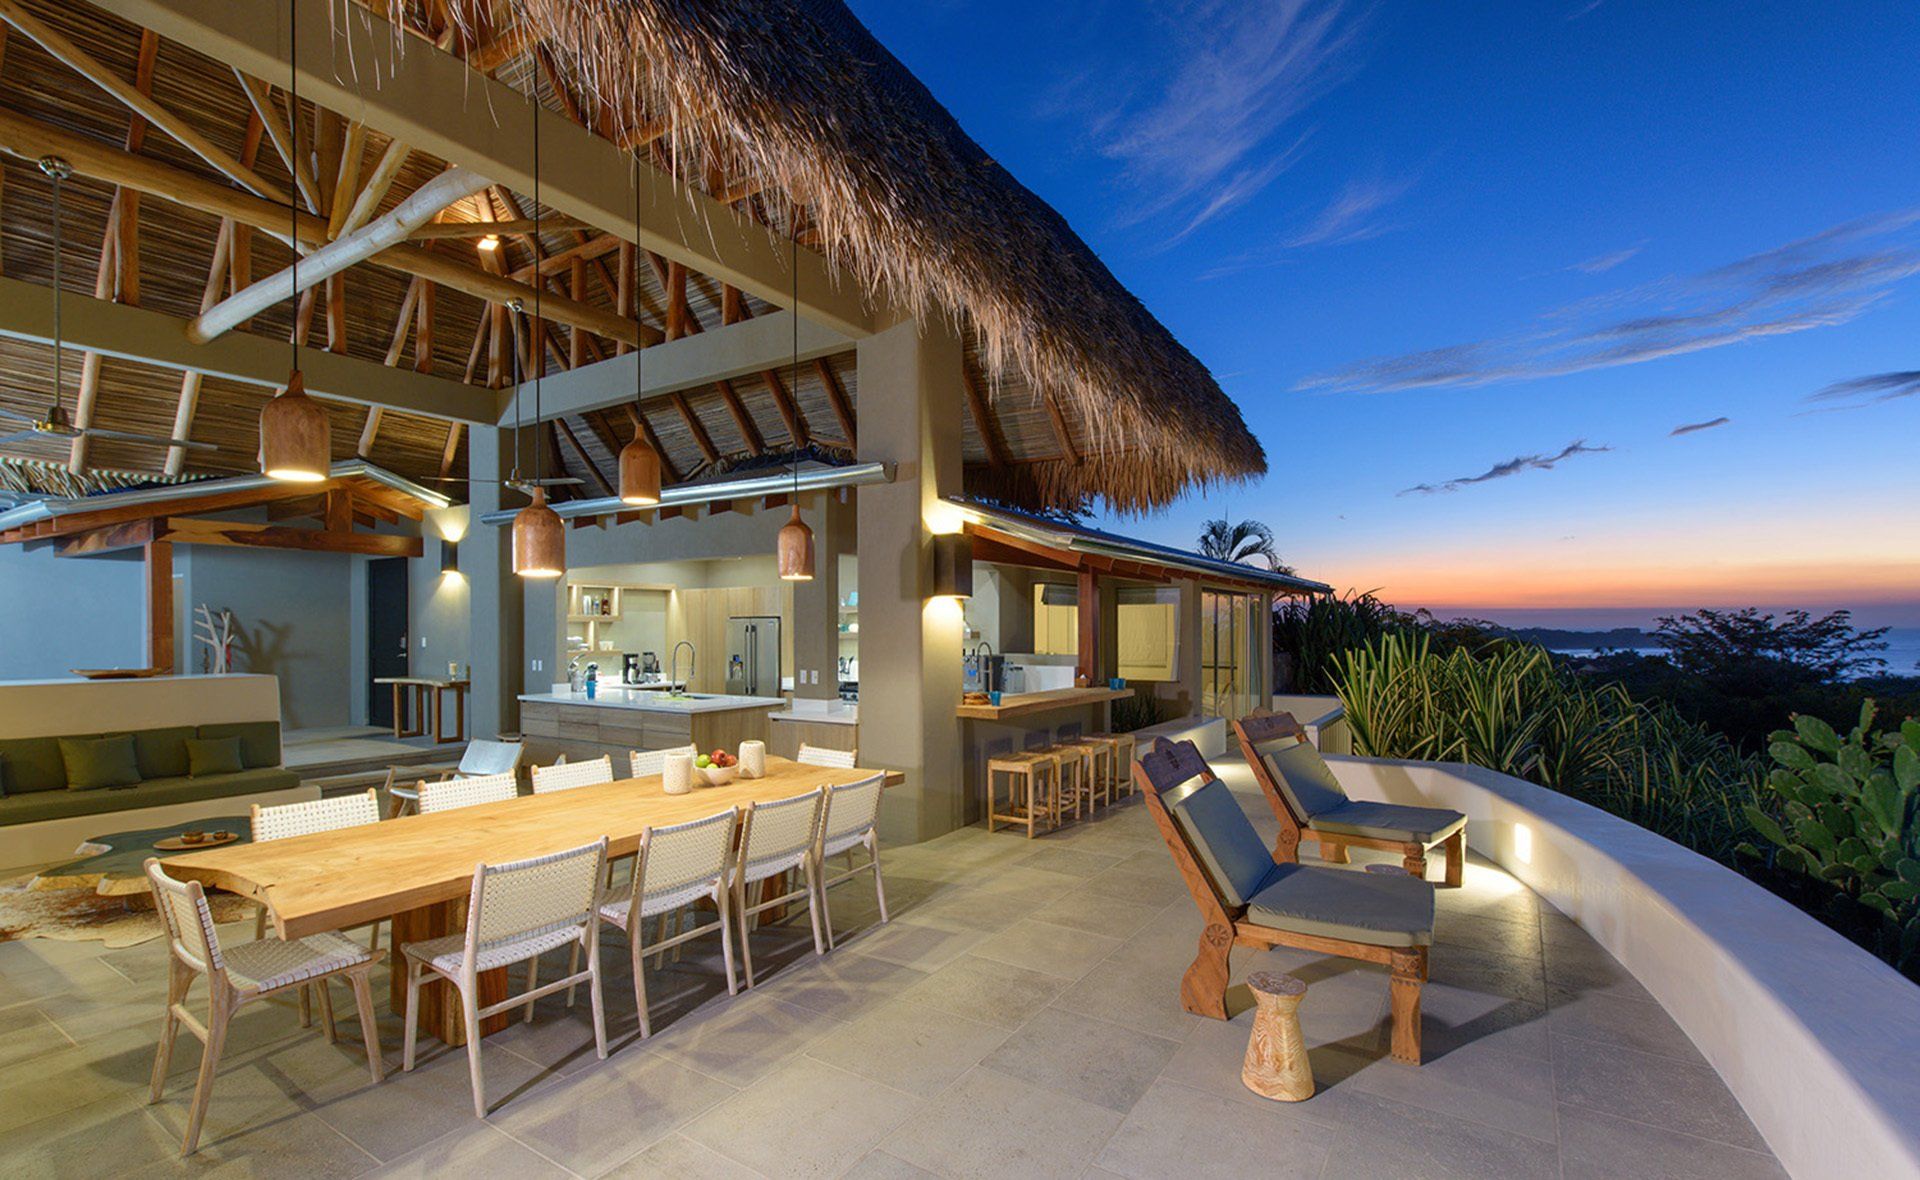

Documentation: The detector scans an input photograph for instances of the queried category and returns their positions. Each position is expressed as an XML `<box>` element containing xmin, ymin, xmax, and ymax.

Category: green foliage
<box><xmin>1742</xmin><ymin>702</ymin><xmax>1920</xmax><ymax>973</ymax></box>
<box><xmin>1335</xmin><ymin>632</ymin><xmax>1765</xmax><ymax>860</ymax></box>
<box><xmin>1110</xmin><ymin>690</ymin><xmax>1171</xmax><ymax>734</ymax></box>
<box><xmin>1274</xmin><ymin>589</ymin><xmax>1511</xmax><ymax>694</ymax></box>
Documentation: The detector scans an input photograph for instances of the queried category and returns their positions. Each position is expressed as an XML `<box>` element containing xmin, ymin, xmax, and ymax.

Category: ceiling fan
<box><xmin>0</xmin><ymin>158</ymin><xmax>218</xmax><ymax>460</ymax></box>
<box><xmin>424</xmin><ymin>296</ymin><xmax>579</xmax><ymax>491</ymax></box>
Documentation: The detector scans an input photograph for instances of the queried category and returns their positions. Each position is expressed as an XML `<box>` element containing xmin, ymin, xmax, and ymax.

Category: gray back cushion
<box><xmin>1257</xmin><ymin>738</ymin><xmax>1348</xmax><ymax>819</ymax></box>
<box><xmin>1166</xmin><ymin>776</ymin><xmax>1276</xmax><ymax>907</ymax></box>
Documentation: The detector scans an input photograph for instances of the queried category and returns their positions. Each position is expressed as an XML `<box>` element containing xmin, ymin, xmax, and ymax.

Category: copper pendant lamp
<box><xmin>260</xmin><ymin>0</ymin><xmax>328</xmax><ymax>483</ymax></box>
<box><xmin>618</xmin><ymin>155</ymin><xmax>661</xmax><ymax>506</ymax></box>
<box><xmin>776</xmin><ymin>234</ymin><xmax>813</xmax><ymax>580</ymax></box>
<box><xmin>511</xmin><ymin>95</ymin><xmax>565</xmax><ymax>579</ymax></box>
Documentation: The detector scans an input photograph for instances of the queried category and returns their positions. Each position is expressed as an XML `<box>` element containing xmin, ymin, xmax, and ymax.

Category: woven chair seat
<box><xmin>223</xmin><ymin>931</ymin><xmax>375</xmax><ymax>994</ymax></box>
<box><xmin>404</xmin><ymin>924</ymin><xmax>584</xmax><ymax>977</ymax></box>
<box><xmin>823</xmin><ymin>829</ymin><xmax>870</xmax><ymax>859</ymax></box>
<box><xmin>599</xmin><ymin>876</ymin><xmax>715</xmax><ymax>928</ymax></box>
<box><xmin>741</xmin><ymin>848</ymin><xmax>809</xmax><ymax>882</ymax></box>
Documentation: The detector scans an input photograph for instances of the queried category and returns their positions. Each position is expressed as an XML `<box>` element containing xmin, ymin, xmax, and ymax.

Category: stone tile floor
<box><xmin>0</xmin><ymin>763</ymin><xmax>1786</xmax><ymax>1179</ymax></box>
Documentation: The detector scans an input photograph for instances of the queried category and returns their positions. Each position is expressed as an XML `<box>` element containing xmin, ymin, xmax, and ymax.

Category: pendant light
<box><xmin>259</xmin><ymin>0</ymin><xmax>329</xmax><ymax>482</ymax></box>
<box><xmin>617</xmin><ymin>154</ymin><xmax>661</xmax><ymax>505</ymax></box>
<box><xmin>511</xmin><ymin>78</ymin><xmax>564</xmax><ymax>578</ymax></box>
<box><xmin>776</xmin><ymin>232</ymin><xmax>814</xmax><ymax>580</ymax></box>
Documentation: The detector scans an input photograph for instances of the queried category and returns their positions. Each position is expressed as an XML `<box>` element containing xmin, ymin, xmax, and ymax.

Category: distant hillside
<box><xmin>1495</xmin><ymin>626</ymin><xmax>1660</xmax><ymax>650</ymax></box>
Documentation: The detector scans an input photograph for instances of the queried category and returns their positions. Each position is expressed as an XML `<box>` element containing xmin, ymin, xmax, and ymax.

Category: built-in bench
<box><xmin>0</xmin><ymin>674</ymin><xmax>313</xmax><ymax>870</ymax></box>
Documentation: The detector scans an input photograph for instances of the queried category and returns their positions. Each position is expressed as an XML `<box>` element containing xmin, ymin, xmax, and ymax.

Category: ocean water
<box><xmin>1546</xmin><ymin>627</ymin><xmax>1920</xmax><ymax>680</ymax></box>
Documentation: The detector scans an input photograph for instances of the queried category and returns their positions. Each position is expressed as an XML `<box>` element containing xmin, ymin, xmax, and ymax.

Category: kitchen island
<box><xmin>518</xmin><ymin>689</ymin><xmax>784</xmax><ymax>766</ymax></box>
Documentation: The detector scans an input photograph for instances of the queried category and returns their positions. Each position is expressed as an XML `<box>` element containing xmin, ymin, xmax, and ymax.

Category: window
<box><xmin>1199</xmin><ymin>589</ymin><xmax>1263</xmax><ymax>718</ymax></box>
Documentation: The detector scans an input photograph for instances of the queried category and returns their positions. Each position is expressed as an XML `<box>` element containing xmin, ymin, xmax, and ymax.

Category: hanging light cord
<box><xmin>49</xmin><ymin>161</ymin><xmax>61</xmax><ymax>413</ymax></box>
<box><xmin>288</xmin><ymin>0</ymin><xmax>298</xmax><ymax>376</ymax></box>
<box><xmin>633</xmin><ymin>153</ymin><xmax>643</xmax><ymax>411</ymax></box>
<box><xmin>532</xmin><ymin>77</ymin><xmax>543</xmax><ymax>488</ymax></box>
<box><xmin>791</xmin><ymin>231</ymin><xmax>799</xmax><ymax>501</ymax></box>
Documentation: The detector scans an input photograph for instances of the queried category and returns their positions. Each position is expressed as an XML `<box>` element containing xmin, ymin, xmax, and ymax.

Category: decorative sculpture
<box><xmin>193</xmin><ymin>605</ymin><xmax>236</xmax><ymax>674</ymax></box>
<box><xmin>1241</xmin><ymin>971</ymin><xmax>1314</xmax><ymax>1102</ymax></box>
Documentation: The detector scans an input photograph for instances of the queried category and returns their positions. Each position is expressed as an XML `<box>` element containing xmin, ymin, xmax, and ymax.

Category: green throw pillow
<box><xmin>0</xmin><ymin>752</ymin><xmax>7</xmax><ymax>798</ymax></box>
<box><xmin>186</xmin><ymin>737</ymin><xmax>246</xmax><ymax>777</ymax></box>
<box><xmin>59</xmin><ymin>735</ymin><xmax>142</xmax><ymax>791</ymax></box>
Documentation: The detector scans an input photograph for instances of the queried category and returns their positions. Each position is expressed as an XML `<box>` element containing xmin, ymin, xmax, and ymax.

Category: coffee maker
<box><xmin>621</xmin><ymin>653</ymin><xmax>642</xmax><ymax>684</ymax></box>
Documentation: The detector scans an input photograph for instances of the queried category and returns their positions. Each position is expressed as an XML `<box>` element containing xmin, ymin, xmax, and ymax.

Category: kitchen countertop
<box><xmin>518</xmin><ymin>689</ymin><xmax>785</xmax><ymax>714</ymax></box>
<box><xmin>766</xmin><ymin>701</ymin><xmax>859</xmax><ymax>726</ymax></box>
<box><xmin>954</xmin><ymin>686</ymin><xmax>1130</xmax><ymax>721</ymax></box>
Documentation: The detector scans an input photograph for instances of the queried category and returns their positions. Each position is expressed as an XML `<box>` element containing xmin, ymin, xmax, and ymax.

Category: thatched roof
<box><xmin>432</xmin><ymin>0</ymin><xmax>1267</xmax><ymax>511</ymax></box>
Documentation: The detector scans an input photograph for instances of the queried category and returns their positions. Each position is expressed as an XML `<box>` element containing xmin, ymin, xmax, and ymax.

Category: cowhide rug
<box><xmin>0</xmin><ymin>875</ymin><xmax>252</xmax><ymax>949</ymax></box>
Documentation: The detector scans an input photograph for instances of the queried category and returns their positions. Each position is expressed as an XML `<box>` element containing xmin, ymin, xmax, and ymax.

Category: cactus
<box><xmin>1742</xmin><ymin>701</ymin><xmax>1920</xmax><ymax>971</ymax></box>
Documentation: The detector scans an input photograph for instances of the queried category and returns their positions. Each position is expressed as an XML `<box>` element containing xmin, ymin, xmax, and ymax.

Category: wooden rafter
<box><xmin>815</xmin><ymin>359</ymin><xmax>856</xmax><ymax>449</ymax></box>
<box><xmin>713</xmin><ymin>378</ymin><xmax>765</xmax><ymax>455</ymax></box>
<box><xmin>1042</xmin><ymin>391</ymin><xmax>1082</xmax><ymax>464</ymax></box>
<box><xmin>553</xmin><ymin>416</ymin><xmax>612</xmax><ymax>496</ymax></box>
<box><xmin>760</xmin><ymin>368</ymin><xmax>809</xmax><ymax>448</ymax></box>
<box><xmin>962</xmin><ymin>364</ymin><xmax>1011</xmax><ymax>467</ymax></box>
<box><xmin>233</xmin><ymin>70</ymin><xmax>321</xmax><ymax>212</ymax></box>
<box><xmin>669</xmin><ymin>390</ymin><xmax>720</xmax><ymax>462</ymax></box>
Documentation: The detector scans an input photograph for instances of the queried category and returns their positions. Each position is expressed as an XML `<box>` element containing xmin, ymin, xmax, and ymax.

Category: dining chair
<box><xmin>732</xmin><ymin>789</ymin><xmax>827</xmax><ymax>988</ymax></box>
<box><xmin>384</xmin><ymin>738</ymin><xmax>525</xmax><ymax>817</ymax></box>
<box><xmin>629</xmin><ymin>745</ymin><xmax>699</xmax><ymax>778</ymax></box>
<box><xmin>796</xmin><ymin>743</ymin><xmax>858</xmax><ymax>769</ymax></box>
<box><xmin>531</xmin><ymin>754</ymin><xmax>615</xmax><ymax>794</ymax></box>
<box><xmin>400</xmin><ymin>838</ymin><xmax>611</xmax><ymax>1117</ymax></box>
<box><xmin>144</xmin><ymin>860</ymin><xmax>383</xmax><ymax>1155</ymax></box>
<box><xmin>249</xmin><ymin>787</ymin><xmax>385</xmax><ymax>1027</ymax></box>
<box><xmin>416</xmin><ymin>770</ymin><xmax>519</xmax><ymax>814</ymax></box>
<box><xmin>573</xmin><ymin>807</ymin><xmax>739</xmax><ymax>1036</ymax></box>
<box><xmin>813</xmin><ymin>773</ymin><xmax>888</xmax><ymax>950</ymax></box>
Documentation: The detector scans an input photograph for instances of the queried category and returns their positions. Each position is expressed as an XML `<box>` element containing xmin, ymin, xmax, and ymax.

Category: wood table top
<box><xmin>158</xmin><ymin>757</ymin><xmax>899</xmax><ymax>939</ymax></box>
<box><xmin>954</xmin><ymin>686</ymin><xmax>1129</xmax><ymax>720</ymax></box>
<box><xmin>373</xmin><ymin>676</ymin><xmax>469</xmax><ymax>688</ymax></box>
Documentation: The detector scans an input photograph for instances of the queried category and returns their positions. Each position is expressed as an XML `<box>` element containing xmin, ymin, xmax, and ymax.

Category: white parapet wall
<box><xmin>1131</xmin><ymin>714</ymin><xmax>1227</xmax><ymax>758</ymax></box>
<box><xmin>1270</xmin><ymin>694</ymin><xmax>1350</xmax><ymax>755</ymax></box>
<box><xmin>1328</xmin><ymin>753</ymin><xmax>1920</xmax><ymax>1180</ymax></box>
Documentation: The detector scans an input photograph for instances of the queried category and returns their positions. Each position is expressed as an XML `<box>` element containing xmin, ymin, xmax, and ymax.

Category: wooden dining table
<box><xmin>158</xmin><ymin>756</ymin><xmax>900</xmax><ymax>1046</ymax></box>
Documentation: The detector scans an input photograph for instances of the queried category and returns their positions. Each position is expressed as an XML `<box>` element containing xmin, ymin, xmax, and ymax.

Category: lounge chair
<box><xmin>1134</xmin><ymin>737</ymin><xmax>1433</xmax><ymax>1064</ymax></box>
<box><xmin>1233</xmin><ymin>711</ymin><xmax>1467</xmax><ymax>887</ymax></box>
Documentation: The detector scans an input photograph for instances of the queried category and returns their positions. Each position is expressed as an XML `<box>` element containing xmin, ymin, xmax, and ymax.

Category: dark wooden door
<box><xmin>368</xmin><ymin>557</ymin><xmax>410</xmax><ymax>728</ymax></box>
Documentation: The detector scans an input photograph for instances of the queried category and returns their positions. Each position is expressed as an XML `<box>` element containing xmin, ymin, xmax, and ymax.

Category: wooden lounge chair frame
<box><xmin>1233</xmin><ymin>710</ymin><xmax>1465</xmax><ymax>887</ymax></box>
<box><xmin>1134</xmin><ymin>738</ymin><xmax>1426</xmax><ymax>1065</ymax></box>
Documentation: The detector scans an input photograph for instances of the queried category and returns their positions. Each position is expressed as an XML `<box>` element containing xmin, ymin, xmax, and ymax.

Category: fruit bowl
<box><xmin>699</xmin><ymin>764</ymin><xmax>738</xmax><ymax>787</ymax></box>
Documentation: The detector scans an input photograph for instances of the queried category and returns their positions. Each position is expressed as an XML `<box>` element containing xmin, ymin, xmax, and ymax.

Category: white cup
<box><xmin>739</xmin><ymin>740</ymin><xmax>766</xmax><ymax>779</ymax></box>
<box><xmin>662</xmin><ymin>752</ymin><xmax>694</xmax><ymax>795</ymax></box>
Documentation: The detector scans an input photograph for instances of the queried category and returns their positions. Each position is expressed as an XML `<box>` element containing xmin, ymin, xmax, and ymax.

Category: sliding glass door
<box><xmin>1199</xmin><ymin>589</ymin><xmax>1261</xmax><ymax>719</ymax></box>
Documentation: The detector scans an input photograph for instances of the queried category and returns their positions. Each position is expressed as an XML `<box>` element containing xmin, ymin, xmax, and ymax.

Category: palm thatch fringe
<box><xmin>410</xmin><ymin>0</ymin><xmax>1266</xmax><ymax>513</ymax></box>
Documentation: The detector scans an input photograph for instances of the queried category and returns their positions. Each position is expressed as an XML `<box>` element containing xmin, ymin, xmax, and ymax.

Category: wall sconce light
<box><xmin>931</xmin><ymin>532</ymin><xmax>973</xmax><ymax>600</ymax></box>
<box><xmin>441</xmin><ymin>538</ymin><xmax>459</xmax><ymax>575</ymax></box>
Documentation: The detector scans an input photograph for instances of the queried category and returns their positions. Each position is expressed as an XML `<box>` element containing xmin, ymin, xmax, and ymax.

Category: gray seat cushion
<box><xmin>0</xmin><ymin>768</ymin><xmax>301</xmax><ymax>826</ymax></box>
<box><xmin>1245</xmin><ymin>862</ymin><xmax>1434</xmax><ymax>948</ymax></box>
<box><xmin>1255</xmin><ymin>738</ymin><xmax>1349</xmax><ymax>819</ymax></box>
<box><xmin>1163</xmin><ymin>775</ymin><xmax>1281</xmax><ymax>907</ymax></box>
<box><xmin>1312</xmin><ymin>801</ymin><xmax>1466</xmax><ymax>846</ymax></box>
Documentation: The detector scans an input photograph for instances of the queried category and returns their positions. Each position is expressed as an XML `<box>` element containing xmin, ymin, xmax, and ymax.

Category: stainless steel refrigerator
<box><xmin>725</xmin><ymin>616</ymin><xmax>781</xmax><ymax>696</ymax></box>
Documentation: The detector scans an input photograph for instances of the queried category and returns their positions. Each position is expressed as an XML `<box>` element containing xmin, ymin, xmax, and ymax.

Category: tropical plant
<box><xmin>1110</xmin><ymin>689</ymin><xmax>1170</xmax><ymax>734</ymax></box>
<box><xmin>1197</xmin><ymin>517</ymin><xmax>1291</xmax><ymax>573</ymax></box>
<box><xmin>1741</xmin><ymin>703</ymin><xmax>1920</xmax><ymax>973</ymax></box>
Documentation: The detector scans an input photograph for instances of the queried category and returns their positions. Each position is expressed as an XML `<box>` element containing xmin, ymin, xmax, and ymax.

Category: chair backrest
<box><xmin>633</xmin><ymin>808</ymin><xmax>738</xmax><ymax>916</ymax></box>
<box><xmin>1237</xmin><ymin>712</ymin><xmax>1348</xmax><ymax>821</ymax></box>
<box><xmin>796</xmin><ymin>743</ymin><xmax>858</xmax><ymax>769</ymax></box>
<box><xmin>252</xmin><ymin>788</ymin><xmax>380</xmax><ymax>842</ymax></box>
<box><xmin>418</xmin><ymin>770</ymin><xmax>519</xmax><ymax>814</ymax></box>
<box><xmin>457</xmin><ymin>738</ymin><xmax>524</xmax><ymax>778</ymax></box>
<box><xmin>738</xmin><ymin>788</ymin><xmax>825</xmax><ymax>878</ymax></box>
<box><xmin>465</xmin><ymin>839</ymin><xmax>608</xmax><ymax>960</ymax></box>
<box><xmin>1137</xmin><ymin>738</ymin><xmax>1275</xmax><ymax>908</ymax></box>
<box><xmin>629</xmin><ymin>745</ymin><xmax>698</xmax><ymax>778</ymax></box>
<box><xmin>144</xmin><ymin>859</ymin><xmax>224</xmax><ymax>974</ymax></box>
<box><xmin>531</xmin><ymin>755</ymin><xmax>615</xmax><ymax>795</ymax></box>
<box><xmin>819</xmin><ymin>773</ymin><xmax>885</xmax><ymax>848</ymax></box>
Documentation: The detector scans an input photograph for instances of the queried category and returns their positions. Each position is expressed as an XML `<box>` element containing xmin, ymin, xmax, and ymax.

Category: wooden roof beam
<box><xmin>714</xmin><ymin>379</ymin><xmax>765</xmax><ymax>455</ymax></box>
<box><xmin>669</xmin><ymin>391</ymin><xmax>721</xmax><ymax>464</ymax></box>
<box><xmin>961</xmin><ymin>365</ymin><xmax>1011</xmax><ymax>467</ymax></box>
<box><xmin>814</xmin><ymin>359</ymin><xmax>856</xmax><ymax>449</ymax></box>
<box><xmin>553</xmin><ymin>416</ymin><xmax>613</xmax><ymax>497</ymax></box>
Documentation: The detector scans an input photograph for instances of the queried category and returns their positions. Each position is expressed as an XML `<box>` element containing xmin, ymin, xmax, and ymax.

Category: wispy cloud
<box><xmin>1299</xmin><ymin>208</ymin><xmax>1920</xmax><ymax>394</ymax></box>
<box><xmin>1571</xmin><ymin>243</ymin><xmax>1643</xmax><ymax>273</ymax></box>
<box><xmin>1669</xmin><ymin>416</ymin><xmax>1731</xmax><ymax>436</ymax></box>
<box><xmin>1399</xmin><ymin>441</ymin><xmax>1611</xmax><ymax>496</ymax></box>
<box><xmin>1803</xmin><ymin>370</ymin><xmax>1920</xmax><ymax>411</ymax></box>
<box><xmin>1049</xmin><ymin>1</ymin><xmax>1368</xmax><ymax>241</ymax></box>
<box><xmin>1285</xmin><ymin>174</ymin><xmax>1412</xmax><ymax>247</ymax></box>
<box><xmin>1567</xmin><ymin>0</ymin><xmax>1607</xmax><ymax>20</ymax></box>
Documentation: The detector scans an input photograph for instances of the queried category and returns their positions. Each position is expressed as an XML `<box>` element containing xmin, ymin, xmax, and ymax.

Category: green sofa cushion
<box><xmin>0</xmin><ymin>737</ymin><xmax>67</xmax><ymax>794</ymax></box>
<box><xmin>1255</xmin><ymin>737</ymin><xmax>1350</xmax><ymax>820</ymax></box>
<box><xmin>1311</xmin><ymin>801</ymin><xmax>1467</xmax><ymax>846</ymax></box>
<box><xmin>1245</xmin><ymin>862</ymin><xmax>1434</xmax><ymax>948</ymax></box>
<box><xmin>132</xmin><ymin>726</ymin><xmax>197</xmax><ymax>781</ymax></box>
<box><xmin>60</xmin><ymin>735</ymin><xmax>142</xmax><ymax>791</ymax></box>
<box><xmin>0</xmin><ymin>768</ymin><xmax>302</xmax><ymax>826</ymax></box>
<box><xmin>186</xmin><ymin>737</ymin><xmax>245</xmax><ymax>777</ymax></box>
<box><xmin>1164</xmin><ymin>775</ymin><xmax>1281</xmax><ymax>908</ymax></box>
<box><xmin>196</xmin><ymin>722</ymin><xmax>281</xmax><ymax>770</ymax></box>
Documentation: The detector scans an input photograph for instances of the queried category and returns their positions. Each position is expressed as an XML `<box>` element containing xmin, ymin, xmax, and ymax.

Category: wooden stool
<box><xmin>1058</xmin><ymin>739</ymin><xmax>1113</xmax><ymax>812</ymax></box>
<box><xmin>1039</xmin><ymin>745</ymin><xmax>1091</xmax><ymax>825</ymax></box>
<box><xmin>1086</xmin><ymin>732</ymin><xmax>1136</xmax><ymax>797</ymax></box>
<box><xmin>986</xmin><ymin>752</ymin><xmax>1059</xmax><ymax>838</ymax></box>
<box><xmin>1242</xmin><ymin>971</ymin><xmax>1313</xmax><ymax>1102</ymax></box>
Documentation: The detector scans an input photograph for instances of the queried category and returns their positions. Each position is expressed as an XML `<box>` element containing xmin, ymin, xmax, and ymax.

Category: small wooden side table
<box><xmin>373</xmin><ymin>677</ymin><xmax>469</xmax><ymax>743</ymax></box>
<box><xmin>1242</xmin><ymin>971</ymin><xmax>1313</xmax><ymax>1102</ymax></box>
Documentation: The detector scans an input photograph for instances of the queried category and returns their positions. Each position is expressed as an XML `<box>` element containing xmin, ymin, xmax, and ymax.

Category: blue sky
<box><xmin>845</xmin><ymin>0</ymin><xmax>1920</xmax><ymax>627</ymax></box>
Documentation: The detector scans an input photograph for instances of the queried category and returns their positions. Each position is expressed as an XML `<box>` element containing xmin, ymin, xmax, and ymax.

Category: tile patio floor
<box><xmin>0</xmin><ymin>762</ymin><xmax>1786</xmax><ymax>1179</ymax></box>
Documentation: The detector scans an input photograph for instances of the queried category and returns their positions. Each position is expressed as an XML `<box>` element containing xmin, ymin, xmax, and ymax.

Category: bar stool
<box><xmin>1085</xmin><ymin>732</ymin><xmax>1137</xmax><ymax>797</ymax></box>
<box><xmin>986</xmin><ymin>751</ymin><xmax>1059</xmax><ymax>838</ymax></box>
<box><xmin>1053</xmin><ymin>739</ymin><xmax>1111</xmax><ymax>816</ymax></box>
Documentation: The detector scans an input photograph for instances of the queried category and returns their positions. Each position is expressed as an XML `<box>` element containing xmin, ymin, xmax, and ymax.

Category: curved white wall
<box><xmin>1328</xmin><ymin>754</ymin><xmax>1920</xmax><ymax>1180</ymax></box>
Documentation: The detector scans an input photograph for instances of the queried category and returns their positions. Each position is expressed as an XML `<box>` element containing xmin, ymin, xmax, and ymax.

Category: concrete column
<box><xmin>790</xmin><ymin>492</ymin><xmax>847</xmax><ymax>699</ymax></box>
<box><xmin>1176</xmin><ymin>577</ymin><xmax>1204</xmax><ymax>719</ymax></box>
<box><xmin>856</xmin><ymin>317</ymin><xmax>965</xmax><ymax>844</ymax></box>
<box><xmin>467</xmin><ymin>427</ymin><xmax>524</xmax><ymax>738</ymax></box>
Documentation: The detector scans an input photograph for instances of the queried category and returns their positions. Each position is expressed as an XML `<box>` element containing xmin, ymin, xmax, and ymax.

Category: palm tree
<box><xmin>1197</xmin><ymin>517</ymin><xmax>1292</xmax><ymax>574</ymax></box>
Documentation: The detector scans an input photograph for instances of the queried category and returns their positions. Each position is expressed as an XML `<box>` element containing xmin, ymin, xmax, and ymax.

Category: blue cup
<box><xmin>1109</xmin><ymin>677</ymin><xmax>1125</xmax><ymax>690</ymax></box>
<box><xmin>989</xmin><ymin>691</ymin><xmax>1003</xmax><ymax>706</ymax></box>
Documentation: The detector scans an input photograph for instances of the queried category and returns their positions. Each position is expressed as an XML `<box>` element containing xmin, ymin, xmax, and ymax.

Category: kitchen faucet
<box><xmin>971</xmin><ymin>640</ymin><xmax>995</xmax><ymax>691</ymax></box>
<box><xmin>670</xmin><ymin>641</ymin><xmax>695</xmax><ymax>695</ymax></box>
